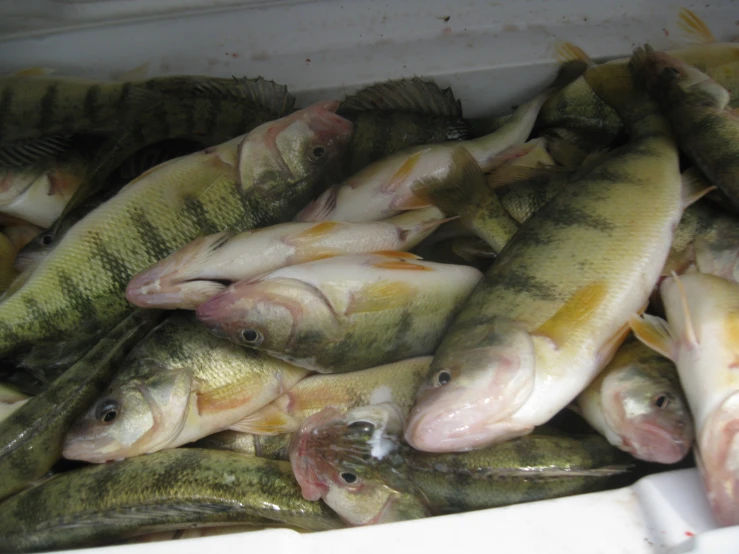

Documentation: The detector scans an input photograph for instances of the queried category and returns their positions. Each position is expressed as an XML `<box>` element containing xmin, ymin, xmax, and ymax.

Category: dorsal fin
<box><xmin>677</xmin><ymin>8</ymin><xmax>716</xmax><ymax>45</ymax></box>
<box><xmin>0</xmin><ymin>135</ymin><xmax>71</xmax><ymax>168</ymax></box>
<box><xmin>339</xmin><ymin>77</ymin><xmax>463</xmax><ymax>117</ymax></box>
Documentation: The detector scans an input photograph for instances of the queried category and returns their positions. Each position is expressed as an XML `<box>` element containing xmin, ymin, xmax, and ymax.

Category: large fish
<box><xmin>291</xmin><ymin>404</ymin><xmax>630</xmax><ymax>525</ymax></box>
<box><xmin>631</xmin><ymin>273</ymin><xmax>739</xmax><ymax>527</ymax></box>
<box><xmin>126</xmin><ymin>207</ymin><xmax>447</xmax><ymax>310</ymax></box>
<box><xmin>196</xmin><ymin>252</ymin><xmax>482</xmax><ymax>373</ymax></box>
<box><xmin>63</xmin><ymin>313</ymin><xmax>309</xmax><ymax>463</ymax></box>
<box><xmin>575</xmin><ymin>335</ymin><xmax>693</xmax><ymax>464</ymax></box>
<box><xmin>0</xmin><ymin>101</ymin><xmax>352</xmax><ymax>358</ymax></box>
<box><xmin>0</xmin><ymin>448</ymin><xmax>342</xmax><ymax>552</ymax></box>
<box><xmin>405</xmin><ymin>52</ymin><xmax>684</xmax><ymax>452</ymax></box>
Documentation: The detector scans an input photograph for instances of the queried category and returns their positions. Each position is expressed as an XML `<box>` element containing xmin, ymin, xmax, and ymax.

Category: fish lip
<box><xmin>290</xmin><ymin>408</ymin><xmax>343</xmax><ymax>501</ymax></box>
<box><xmin>617</xmin><ymin>417</ymin><xmax>691</xmax><ymax>464</ymax></box>
<box><xmin>62</xmin><ymin>434</ymin><xmax>123</xmax><ymax>463</ymax></box>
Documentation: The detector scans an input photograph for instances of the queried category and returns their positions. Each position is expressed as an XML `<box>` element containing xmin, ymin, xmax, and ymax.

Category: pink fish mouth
<box><xmin>62</xmin><ymin>434</ymin><xmax>124</xmax><ymax>464</ymax></box>
<box><xmin>289</xmin><ymin>408</ymin><xmax>343</xmax><ymax>501</ymax></box>
<box><xmin>620</xmin><ymin>419</ymin><xmax>691</xmax><ymax>464</ymax></box>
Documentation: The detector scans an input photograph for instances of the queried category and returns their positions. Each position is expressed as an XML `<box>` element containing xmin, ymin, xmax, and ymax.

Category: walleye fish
<box><xmin>631</xmin><ymin>273</ymin><xmax>739</xmax><ymax>527</ymax></box>
<box><xmin>0</xmin><ymin>382</ymin><xmax>28</xmax><ymax>423</ymax></box>
<box><xmin>63</xmin><ymin>313</ymin><xmax>309</xmax><ymax>463</ymax></box>
<box><xmin>296</xmin><ymin>61</ymin><xmax>586</xmax><ymax>223</ymax></box>
<box><xmin>0</xmin><ymin>309</ymin><xmax>161</xmax><ymax>501</ymax></box>
<box><xmin>234</xmin><ymin>356</ymin><xmax>431</xmax><ymax>435</ymax></box>
<box><xmin>405</xmin><ymin>52</ymin><xmax>684</xmax><ymax>452</ymax></box>
<box><xmin>575</xmin><ymin>335</ymin><xmax>693</xmax><ymax>464</ymax></box>
<box><xmin>191</xmin><ymin>430</ymin><xmax>292</xmax><ymax>460</ymax></box>
<box><xmin>0</xmin><ymin>232</ymin><xmax>17</xmax><ymax>293</ymax></box>
<box><xmin>0</xmin><ymin>101</ymin><xmax>352</xmax><ymax>358</ymax></box>
<box><xmin>196</xmin><ymin>252</ymin><xmax>482</xmax><ymax>373</ymax></box>
<box><xmin>0</xmin><ymin>448</ymin><xmax>342</xmax><ymax>552</ymax></box>
<box><xmin>291</xmin><ymin>404</ymin><xmax>630</xmax><ymax>525</ymax></box>
<box><xmin>539</xmin><ymin>9</ymin><xmax>739</xmax><ymax>135</ymax></box>
<box><xmin>413</xmin><ymin>236</ymin><xmax>495</xmax><ymax>272</ymax></box>
<box><xmin>126</xmin><ymin>206</ymin><xmax>447</xmax><ymax>310</ymax></box>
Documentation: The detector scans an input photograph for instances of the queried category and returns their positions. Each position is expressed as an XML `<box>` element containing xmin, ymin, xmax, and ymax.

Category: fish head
<box><xmin>600</xmin><ymin>361</ymin><xmax>693</xmax><ymax>464</ymax></box>
<box><xmin>62</xmin><ymin>364</ymin><xmax>194</xmax><ymax>463</ymax></box>
<box><xmin>196</xmin><ymin>277</ymin><xmax>338</xmax><ymax>362</ymax></box>
<box><xmin>405</xmin><ymin>321</ymin><xmax>536</xmax><ymax>452</ymax></box>
<box><xmin>239</xmin><ymin>100</ymin><xmax>353</xmax><ymax>195</ymax></box>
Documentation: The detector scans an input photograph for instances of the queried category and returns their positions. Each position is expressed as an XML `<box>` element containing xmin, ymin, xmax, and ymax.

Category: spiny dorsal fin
<box><xmin>339</xmin><ymin>77</ymin><xmax>463</xmax><ymax>117</ymax></box>
<box><xmin>0</xmin><ymin>135</ymin><xmax>72</xmax><ymax>168</ymax></box>
<box><xmin>677</xmin><ymin>8</ymin><xmax>716</xmax><ymax>45</ymax></box>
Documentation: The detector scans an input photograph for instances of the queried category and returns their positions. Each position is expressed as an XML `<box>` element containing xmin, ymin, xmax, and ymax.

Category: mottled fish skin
<box><xmin>291</xmin><ymin>404</ymin><xmax>630</xmax><ymax>525</ymax></box>
<box><xmin>196</xmin><ymin>252</ymin><xmax>482</xmax><ymax>373</ymax></box>
<box><xmin>405</xmin><ymin>59</ymin><xmax>683</xmax><ymax>453</ymax></box>
<box><xmin>0</xmin><ymin>448</ymin><xmax>343</xmax><ymax>552</ymax></box>
<box><xmin>63</xmin><ymin>313</ymin><xmax>309</xmax><ymax>463</ymax></box>
<box><xmin>190</xmin><ymin>430</ymin><xmax>292</xmax><ymax>461</ymax></box>
<box><xmin>576</xmin><ymin>335</ymin><xmax>693</xmax><ymax>464</ymax></box>
<box><xmin>235</xmin><ymin>356</ymin><xmax>431</xmax><ymax>435</ymax></box>
<box><xmin>126</xmin><ymin>206</ymin><xmax>446</xmax><ymax>310</ymax></box>
<box><xmin>0</xmin><ymin>381</ymin><xmax>29</xmax><ymax>423</ymax></box>
<box><xmin>0</xmin><ymin>101</ymin><xmax>352</xmax><ymax>358</ymax></box>
<box><xmin>0</xmin><ymin>309</ymin><xmax>162</xmax><ymax>502</ymax></box>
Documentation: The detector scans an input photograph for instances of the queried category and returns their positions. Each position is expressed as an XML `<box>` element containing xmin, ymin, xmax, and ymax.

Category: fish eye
<box><xmin>96</xmin><ymin>400</ymin><xmax>119</xmax><ymax>424</ymax></box>
<box><xmin>653</xmin><ymin>394</ymin><xmax>670</xmax><ymax>409</ymax></box>
<box><xmin>40</xmin><ymin>233</ymin><xmax>54</xmax><ymax>246</ymax></box>
<box><xmin>339</xmin><ymin>472</ymin><xmax>358</xmax><ymax>484</ymax></box>
<box><xmin>347</xmin><ymin>420</ymin><xmax>375</xmax><ymax>433</ymax></box>
<box><xmin>240</xmin><ymin>329</ymin><xmax>263</xmax><ymax>346</ymax></box>
<box><xmin>436</xmin><ymin>369</ymin><xmax>452</xmax><ymax>387</ymax></box>
<box><xmin>309</xmin><ymin>145</ymin><xmax>327</xmax><ymax>163</ymax></box>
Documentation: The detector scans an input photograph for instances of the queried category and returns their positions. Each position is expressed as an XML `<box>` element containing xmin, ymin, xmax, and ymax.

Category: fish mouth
<box><xmin>290</xmin><ymin>408</ymin><xmax>343</xmax><ymax>501</ymax></box>
<box><xmin>62</xmin><ymin>433</ymin><xmax>126</xmax><ymax>464</ymax></box>
<box><xmin>620</xmin><ymin>419</ymin><xmax>691</xmax><ymax>464</ymax></box>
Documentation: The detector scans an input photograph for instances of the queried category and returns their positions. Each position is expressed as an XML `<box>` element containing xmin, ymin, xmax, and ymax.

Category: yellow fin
<box><xmin>228</xmin><ymin>405</ymin><xmax>297</xmax><ymax>435</ymax></box>
<box><xmin>670</xmin><ymin>272</ymin><xmax>699</xmax><ymax>347</ymax></box>
<box><xmin>196</xmin><ymin>379</ymin><xmax>256</xmax><ymax>415</ymax></box>
<box><xmin>629</xmin><ymin>314</ymin><xmax>675</xmax><ymax>360</ymax></box>
<box><xmin>681</xmin><ymin>167</ymin><xmax>716</xmax><ymax>209</ymax></box>
<box><xmin>677</xmin><ymin>8</ymin><xmax>716</xmax><ymax>45</ymax></box>
<box><xmin>596</xmin><ymin>322</ymin><xmax>631</xmax><ymax>368</ymax></box>
<box><xmin>373</xmin><ymin>250</ymin><xmax>422</xmax><ymax>260</ymax></box>
<box><xmin>533</xmin><ymin>282</ymin><xmax>607</xmax><ymax>348</ymax></box>
<box><xmin>555</xmin><ymin>42</ymin><xmax>595</xmax><ymax>67</ymax></box>
<box><xmin>347</xmin><ymin>280</ymin><xmax>418</xmax><ymax>314</ymax></box>
<box><xmin>383</xmin><ymin>149</ymin><xmax>425</xmax><ymax>193</ymax></box>
<box><xmin>372</xmin><ymin>261</ymin><xmax>433</xmax><ymax>271</ymax></box>
<box><xmin>286</xmin><ymin>221</ymin><xmax>343</xmax><ymax>245</ymax></box>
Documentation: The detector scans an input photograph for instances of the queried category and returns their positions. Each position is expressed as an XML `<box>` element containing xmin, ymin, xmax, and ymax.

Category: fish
<box><xmin>62</xmin><ymin>313</ymin><xmax>309</xmax><ymax>463</ymax></box>
<box><xmin>538</xmin><ymin>9</ymin><xmax>739</xmax><ymax>135</ymax></box>
<box><xmin>631</xmin><ymin>273</ymin><xmax>739</xmax><ymax>527</ymax></box>
<box><xmin>0</xmin><ymin>381</ymin><xmax>29</xmax><ymax>423</ymax></box>
<box><xmin>0</xmin><ymin>101</ymin><xmax>352</xmax><ymax>359</ymax></box>
<box><xmin>0</xmin><ymin>309</ymin><xmax>162</xmax><ymax>501</ymax></box>
<box><xmin>196</xmin><ymin>252</ymin><xmax>482</xmax><ymax>373</ymax></box>
<box><xmin>190</xmin><ymin>430</ymin><xmax>292</xmax><ymax>460</ymax></box>
<box><xmin>404</xmin><ymin>50</ymin><xmax>684</xmax><ymax>452</ymax></box>
<box><xmin>0</xmin><ymin>232</ymin><xmax>17</xmax><ymax>293</ymax></box>
<box><xmin>291</xmin><ymin>404</ymin><xmax>631</xmax><ymax>525</ymax></box>
<box><xmin>126</xmin><ymin>206</ymin><xmax>447</xmax><ymax>310</ymax></box>
<box><xmin>633</xmin><ymin>45</ymin><xmax>739</xmax><ymax>211</ymax></box>
<box><xmin>233</xmin><ymin>356</ymin><xmax>431</xmax><ymax>435</ymax></box>
<box><xmin>3</xmin><ymin>223</ymin><xmax>43</xmax><ymax>253</ymax></box>
<box><xmin>575</xmin><ymin>335</ymin><xmax>693</xmax><ymax>464</ymax></box>
<box><xmin>295</xmin><ymin>61</ymin><xmax>587</xmax><ymax>223</ymax></box>
<box><xmin>0</xmin><ymin>448</ymin><xmax>343</xmax><ymax>552</ymax></box>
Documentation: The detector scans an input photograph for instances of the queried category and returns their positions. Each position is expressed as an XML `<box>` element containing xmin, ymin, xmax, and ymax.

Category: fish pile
<box><xmin>1</xmin><ymin>7</ymin><xmax>738</xmax><ymax>551</ymax></box>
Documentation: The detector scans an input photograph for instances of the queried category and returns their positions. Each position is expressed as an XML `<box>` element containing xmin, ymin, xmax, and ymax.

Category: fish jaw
<box><xmin>405</xmin><ymin>342</ymin><xmax>536</xmax><ymax>452</ymax></box>
<box><xmin>290</xmin><ymin>408</ymin><xmax>344</xmax><ymax>501</ymax></box>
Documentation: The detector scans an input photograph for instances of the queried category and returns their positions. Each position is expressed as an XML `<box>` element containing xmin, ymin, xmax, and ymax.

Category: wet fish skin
<box><xmin>235</xmin><ymin>356</ymin><xmax>431</xmax><ymax>435</ymax></box>
<box><xmin>62</xmin><ymin>313</ymin><xmax>309</xmax><ymax>463</ymax></box>
<box><xmin>196</xmin><ymin>252</ymin><xmax>482</xmax><ymax>373</ymax></box>
<box><xmin>126</xmin><ymin>206</ymin><xmax>446</xmax><ymax>310</ymax></box>
<box><xmin>0</xmin><ymin>448</ymin><xmax>343</xmax><ymax>552</ymax></box>
<box><xmin>190</xmin><ymin>430</ymin><xmax>292</xmax><ymax>460</ymax></box>
<box><xmin>0</xmin><ymin>101</ymin><xmax>352</xmax><ymax>359</ymax></box>
<box><xmin>0</xmin><ymin>232</ymin><xmax>17</xmax><ymax>293</ymax></box>
<box><xmin>0</xmin><ymin>309</ymin><xmax>162</xmax><ymax>501</ymax></box>
<box><xmin>576</xmin><ymin>335</ymin><xmax>693</xmax><ymax>464</ymax></box>
<box><xmin>405</xmin><ymin>57</ymin><xmax>683</xmax><ymax>452</ymax></box>
<box><xmin>0</xmin><ymin>381</ymin><xmax>29</xmax><ymax>423</ymax></box>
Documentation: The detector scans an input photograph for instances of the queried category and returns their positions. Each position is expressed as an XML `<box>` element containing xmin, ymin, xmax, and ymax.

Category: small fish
<box><xmin>63</xmin><ymin>313</ymin><xmax>309</xmax><ymax>463</ymax></box>
<box><xmin>631</xmin><ymin>273</ymin><xmax>739</xmax><ymax>527</ymax></box>
<box><xmin>126</xmin><ymin>207</ymin><xmax>447</xmax><ymax>310</ymax></box>
<box><xmin>296</xmin><ymin>61</ymin><xmax>587</xmax><ymax>223</ymax></box>
<box><xmin>405</xmin><ymin>49</ymin><xmax>683</xmax><ymax>452</ymax></box>
<box><xmin>575</xmin><ymin>335</ymin><xmax>693</xmax><ymax>464</ymax></box>
<box><xmin>291</xmin><ymin>404</ymin><xmax>630</xmax><ymax>525</ymax></box>
<box><xmin>0</xmin><ymin>448</ymin><xmax>342</xmax><ymax>552</ymax></box>
<box><xmin>0</xmin><ymin>309</ymin><xmax>162</xmax><ymax>501</ymax></box>
<box><xmin>0</xmin><ymin>101</ymin><xmax>352</xmax><ymax>359</ymax></box>
<box><xmin>196</xmin><ymin>252</ymin><xmax>482</xmax><ymax>373</ymax></box>
<box><xmin>233</xmin><ymin>356</ymin><xmax>431</xmax><ymax>435</ymax></box>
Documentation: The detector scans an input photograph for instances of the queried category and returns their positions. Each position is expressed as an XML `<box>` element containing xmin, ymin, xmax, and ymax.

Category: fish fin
<box><xmin>629</xmin><ymin>313</ymin><xmax>676</xmax><ymax>360</ymax></box>
<box><xmin>677</xmin><ymin>8</ymin><xmax>716</xmax><ymax>45</ymax></box>
<box><xmin>347</xmin><ymin>280</ymin><xmax>418</xmax><ymax>314</ymax></box>
<box><xmin>596</xmin><ymin>322</ymin><xmax>631</xmax><ymax>368</ymax></box>
<box><xmin>228</xmin><ymin>405</ymin><xmax>298</xmax><ymax>435</ymax></box>
<box><xmin>486</xmin><ymin>165</ymin><xmax>559</xmax><ymax>189</ymax></box>
<box><xmin>294</xmin><ymin>185</ymin><xmax>338</xmax><ymax>222</ymax></box>
<box><xmin>681</xmin><ymin>167</ymin><xmax>716</xmax><ymax>209</ymax></box>
<box><xmin>338</xmin><ymin>77</ymin><xmax>463</xmax><ymax>117</ymax></box>
<box><xmin>670</xmin><ymin>271</ymin><xmax>699</xmax><ymax>348</ymax></box>
<box><xmin>382</xmin><ymin>149</ymin><xmax>427</xmax><ymax>194</ymax></box>
<box><xmin>411</xmin><ymin>146</ymin><xmax>488</xmax><ymax>216</ymax></box>
<box><xmin>113</xmin><ymin>62</ymin><xmax>150</xmax><ymax>81</ymax></box>
<box><xmin>0</xmin><ymin>135</ymin><xmax>72</xmax><ymax>168</ymax></box>
<box><xmin>533</xmin><ymin>282</ymin><xmax>608</xmax><ymax>349</ymax></box>
<box><xmin>372</xmin><ymin>261</ymin><xmax>433</xmax><ymax>271</ymax></box>
<box><xmin>230</xmin><ymin>76</ymin><xmax>296</xmax><ymax>116</ymax></box>
<box><xmin>483</xmin><ymin>464</ymin><xmax>631</xmax><ymax>478</ymax></box>
<box><xmin>544</xmin><ymin>135</ymin><xmax>589</xmax><ymax>170</ymax></box>
<box><xmin>555</xmin><ymin>42</ymin><xmax>596</xmax><ymax>67</ymax></box>
<box><xmin>586</xmin><ymin>50</ymin><xmax>641</xmax><ymax>115</ymax></box>
<box><xmin>372</xmin><ymin>250</ymin><xmax>422</xmax><ymax>259</ymax></box>
<box><xmin>284</xmin><ymin>221</ymin><xmax>344</xmax><ymax>246</ymax></box>
<box><xmin>196</xmin><ymin>382</ymin><xmax>255</xmax><ymax>415</ymax></box>
<box><xmin>10</xmin><ymin>67</ymin><xmax>55</xmax><ymax>77</ymax></box>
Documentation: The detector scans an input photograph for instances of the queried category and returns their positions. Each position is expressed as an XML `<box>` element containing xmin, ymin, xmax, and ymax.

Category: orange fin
<box><xmin>196</xmin><ymin>383</ymin><xmax>254</xmax><ymax>415</ymax></box>
<box><xmin>286</xmin><ymin>221</ymin><xmax>343</xmax><ymax>245</ymax></box>
<box><xmin>228</xmin><ymin>405</ymin><xmax>298</xmax><ymax>435</ymax></box>
<box><xmin>383</xmin><ymin>149</ymin><xmax>426</xmax><ymax>194</ymax></box>
<box><xmin>532</xmin><ymin>282</ymin><xmax>607</xmax><ymax>348</ymax></box>
<box><xmin>629</xmin><ymin>313</ymin><xmax>675</xmax><ymax>360</ymax></box>
<box><xmin>373</xmin><ymin>261</ymin><xmax>433</xmax><ymax>271</ymax></box>
<box><xmin>555</xmin><ymin>41</ymin><xmax>596</xmax><ymax>67</ymax></box>
<box><xmin>596</xmin><ymin>322</ymin><xmax>631</xmax><ymax>368</ymax></box>
<box><xmin>347</xmin><ymin>280</ymin><xmax>418</xmax><ymax>315</ymax></box>
<box><xmin>373</xmin><ymin>250</ymin><xmax>422</xmax><ymax>260</ymax></box>
<box><xmin>677</xmin><ymin>8</ymin><xmax>716</xmax><ymax>45</ymax></box>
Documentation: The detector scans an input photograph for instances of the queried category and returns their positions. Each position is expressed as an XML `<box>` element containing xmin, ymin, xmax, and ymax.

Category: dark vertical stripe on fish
<box><xmin>38</xmin><ymin>84</ymin><xmax>59</xmax><ymax>132</ymax></box>
<box><xmin>183</xmin><ymin>197</ymin><xmax>220</xmax><ymax>235</ymax></box>
<box><xmin>57</xmin><ymin>269</ymin><xmax>98</xmax><ymax>322</ymax></box>
<box><xmin>89</xmin><ymin>233</ymin><xmax>134</xmax><ymax>286</ymax></box>
<box><xmin>129</xmin><ymin>208</ymin><xmax>173</xmax><ymax>261</ymax></box>
<box><xmin>0</xmin><ymin>87</ymin><xmax>14</xmax><ymax>141</ymax></box>
<box><xmin>83</xmin><ymin>86</ymin><xmax>102</xmax><ymax>126</ymax></box>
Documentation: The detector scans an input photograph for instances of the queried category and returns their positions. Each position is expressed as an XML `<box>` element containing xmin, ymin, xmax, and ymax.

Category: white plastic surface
<box><xmin>2</xmin><ymin>1</ymin><xmax>739</xmax><ymax>552</ymax></box>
